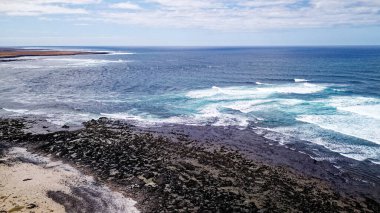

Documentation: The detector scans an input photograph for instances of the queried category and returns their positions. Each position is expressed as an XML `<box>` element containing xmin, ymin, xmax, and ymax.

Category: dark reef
<box><xmin>1</xmin><ymin>118</ymin><xmax>379</xmax><ymax>212</ymax></box>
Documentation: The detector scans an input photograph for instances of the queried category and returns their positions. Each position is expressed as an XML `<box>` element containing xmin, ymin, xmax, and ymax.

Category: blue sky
<box><xmin>0</xmin><ymin>0</ymin><xmax>380</xmax><ymax>46</ymax></box>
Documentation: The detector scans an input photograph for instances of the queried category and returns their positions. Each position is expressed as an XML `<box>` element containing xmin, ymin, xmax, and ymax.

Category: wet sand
<box><xmin>0</xmin><ymin>48</ymin><xmax>107</xmax><ymax>59</ymax></box>
<box><xmin>1</xmin><ymin>117</ymin><xmax>379</xmax><ymax>212</ymax></box>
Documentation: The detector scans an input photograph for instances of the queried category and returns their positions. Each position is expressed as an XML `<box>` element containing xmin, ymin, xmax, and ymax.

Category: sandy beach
<box><xmin>0</xmin><ymin>144</ymin><xmax>139</xmax><ymax>213</ymax></box>
<box><xmin>0</xmin><ymin>151</ymin><xmax>67</xmax><ymax>213</ymax></box>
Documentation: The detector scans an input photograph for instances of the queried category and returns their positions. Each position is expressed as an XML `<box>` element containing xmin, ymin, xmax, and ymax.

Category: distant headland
<box><xmin>0</xmin><ymin>48</ymin><xmax>108</xmax><ymax>59</ymax></box>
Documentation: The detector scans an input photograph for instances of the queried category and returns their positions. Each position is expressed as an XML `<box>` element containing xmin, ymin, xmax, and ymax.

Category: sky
<box><xmin>0</xmin><ymin>0</ymin><xmax>380</xmax><ymax>46</ymax></box>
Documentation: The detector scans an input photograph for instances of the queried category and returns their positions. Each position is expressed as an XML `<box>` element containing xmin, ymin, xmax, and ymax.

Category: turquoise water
<box><xmin>0</xmin><ymin>47</ymin><xmax>380</xmax><ymax>163</ymax></box>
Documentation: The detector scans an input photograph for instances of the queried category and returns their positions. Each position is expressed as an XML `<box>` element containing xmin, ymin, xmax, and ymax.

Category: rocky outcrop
<box><xmin>1</xmin><ymin>118</ymin><xmax>379</xmax><ymax>212</ymax></box>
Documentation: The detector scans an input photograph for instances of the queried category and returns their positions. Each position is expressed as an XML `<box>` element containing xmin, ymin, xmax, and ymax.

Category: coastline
<box><xmin>146</xmin><ymin>124</ymin><xmax>380</xmax><ymax>200</ymax></box>
<box><xmin>0</xmin><ymin>48</ymin><xmax>107</xmax><ymax>59</ymax></box>
<box><xmin>0</xmin><ymin>145</ymin><xmax>138</xmax><ymax>213</ymax></box>
<box><xmin>1</xmin><ymin>116</ymin><xmax>379</xmax><ymax>212</ymax></box>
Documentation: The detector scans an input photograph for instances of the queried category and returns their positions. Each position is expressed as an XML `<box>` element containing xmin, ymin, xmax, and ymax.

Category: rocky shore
<box><xmin>1</xmin><ymin>117</ymin><xmax>380</xmax><ymax>212</ymax></box>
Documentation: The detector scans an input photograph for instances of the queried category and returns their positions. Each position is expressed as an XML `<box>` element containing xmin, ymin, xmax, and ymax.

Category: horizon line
<box><xmin>2</xmin><ymin>44</ymin><xmax>380</xmax><ymax>48</ymax></box>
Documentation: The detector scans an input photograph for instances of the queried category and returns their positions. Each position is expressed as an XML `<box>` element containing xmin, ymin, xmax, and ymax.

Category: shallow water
<box><xmin>1</xmin><ymin>46</ymin><xmax>380</xmax><ymax>163</ymax></box>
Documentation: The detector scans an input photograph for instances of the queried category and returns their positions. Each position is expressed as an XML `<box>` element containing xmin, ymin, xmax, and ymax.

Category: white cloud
<box><xmin>33</xmin><ymin>0</ymin><xmax>101</xmax><ymax>4</ymax></box>
<box><xmin>146</xmin><ymin>0</ymin><xmax>218</xmax><ymax>9</ymax></box>
<box><xmin>0</xmin><ymin>0</ymin><xmax>379</xmax><ymax>31</ymax></box>
<box><xmin>110</xmin><ymin>2</ymin><xmax>142</xmax><ymax>10</ymax></box>
<box><xmin>0</xmin><ymin>0</ymin><xmax>100</xmax><ymax>16</ymax></box>
<box><xmin>100</xmin><ymin>0</ymin><xmax>380</xmax><ymax>31</ymax></box>
<box><xmin>238</xmin><ymin>0</ymin><xmax>299</xmax><ymax>8</ymax></box>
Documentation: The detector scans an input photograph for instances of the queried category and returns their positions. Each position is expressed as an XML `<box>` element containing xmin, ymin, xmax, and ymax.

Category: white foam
<box><xmin>100</xmin><ymin>113</ymin><xmax>146</xmax><ymax>121</ymax></box>
<box><xmin>100</xmin><ymin>112</ymin><xmax>190</xmax><ymax>126</ymax></box>
<box><xmin>186</xmin><ymin>86</ymin><xmax>225</xmax><ymax>98</ymax></box>
<box><xmin>109</xmin><ymin>52</ymin><xmax>136</xmax><ymax>55</ymax></box>
<box><xmin>0</xmin><ymin>57</ymin><xmax>127</xmax><ymax>70</ymax></box>
<box><xmin>338</xmin><ymin>105</ymin><xmax>380</xmax><ymax>120</ymax></box>
<box><xmin>2</xmin><ymin>108</ymin><xmax>29</xmax><ymax>114</ymax></box>
<box><xmin>1</xmin><ymin>107</ymin><xmax>99</xmax><ymax>126</ymax></box>
<box><xmin>327</xmin><ymin>96</ymin><xmax>378</xmax><ymax>107</ymax></box>
<box><xmin>186</xmin><ymin>83</ymin><xmax>325</xmax><ymax>99</ymax></box>
<box><xmin>309</xmin><ymin>156</ymin><xmax>337</xmax><ymax>162</ymax></box>
<box><xmin>294</xmin><ymin>78</ymin><xmax>309</xmax><ymax>82</ymax></box>
<box><xmin>296</xmin><ymin>114</ymin><xmax>380</xmax><ymax>145</ymax></box>
<box><xmin>183</xmin><ymin>83</ymin><xmax>327</xmax><ymax>128</ymax></box>
<box><xmin>259</xmin><ymin>126</ymin><xmax>380</xmax><ymax>163</ymax></box>
<box><xmin>0</xmin><ymin>63</ymin><xmax>42</xmax><ymax>69</ymax></box>
<box><xmin>43</xmin><ymin>58</ymin><xmax>126</xmax><ymax>67</ymax></box>
<box><xmin>255</xmin><ymin>83</ymin><xmax>325</xmax><ymax>94</ymax></box>
<box><xmin>223</xmin><ymin>100</ymin><xmax>271</xmax><ymax>113</ymax></box>
<box><xmin>278</xmin><ymin>99</ymin><xmax>304</xmax><ymax>106</ymax></box>
<box><xmin>196</xmin><ymin>103</ymin><xmax>250</xmax><ymax>127</ymax></box>
<box><xmin>101</xmin><ymin>105</ymin><xmax>251</xmax><ymax>128</ymax></box>
<box><xmin>254</xmin><ymin>127</ymin><xmax>294</xmax><ymax>145</ymax></box>
<box><xmin>326</xmin><ymin>96</ymin><xmax>380</xmax><ymax>120</ymax></box>
<box><xmin>45</xmin><ymin>112</ymin><xmax>97</xmax><ymax>126</ymax></box>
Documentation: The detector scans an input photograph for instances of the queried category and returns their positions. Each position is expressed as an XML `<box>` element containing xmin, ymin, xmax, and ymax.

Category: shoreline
<box><xmin>1</xmin><ymin>117</ymin><xmax>379</xmax><ymax>212</ymax></box>
<box><xmin>0</xmin><ymin>145</ymin><xmax>138</xmax><ymax>213</ymax></box>
<box><xmin>0</xmin><ymin>48</ymin><xmax>107</xmax><ymax>59</ymax></box>
<box><xmin>145</xmin><ymin>124</ymin><xmax>380</xmax><ymax>200</ymax></box>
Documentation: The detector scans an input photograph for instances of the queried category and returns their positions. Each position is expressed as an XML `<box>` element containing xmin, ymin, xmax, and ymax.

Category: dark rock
<box><xmin>62</xmin><ymin>125</ymin><xmax>70</xmax><ymax>129</ymax></box>
<box><xmin>26</xmin><ymin>203</ymin><xmax>37</xmax><ymax>209</ymax></box>
<box><xmin>1</xmin><ymin>118</ymin><xmax>379</xmax><ymax>213</ymax></box>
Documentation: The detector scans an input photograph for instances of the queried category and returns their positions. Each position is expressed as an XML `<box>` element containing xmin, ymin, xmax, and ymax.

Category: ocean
<box><xmin>1</xmin><ymin>46</ymin><xmax>380</xmax><ymax>164</ymax></box>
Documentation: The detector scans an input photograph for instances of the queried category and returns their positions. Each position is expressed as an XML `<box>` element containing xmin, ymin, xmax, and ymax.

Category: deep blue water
<box><xmin>1</xmin><ymin>46</ymin><xmax>380</xmax><ymax>163</ymax></box>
